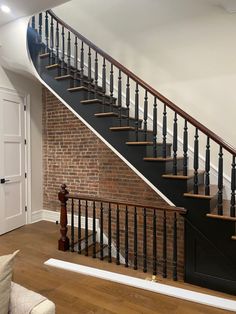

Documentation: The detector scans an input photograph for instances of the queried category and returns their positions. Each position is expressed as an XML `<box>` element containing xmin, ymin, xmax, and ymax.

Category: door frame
<box><xmin>0</xmin><ymin>86</ymin><xmax>31</xmax><ymax>225</ymax></box>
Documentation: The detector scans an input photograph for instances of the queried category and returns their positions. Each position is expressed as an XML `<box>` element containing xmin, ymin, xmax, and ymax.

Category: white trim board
<box><xmin>44</xmin><ymin>258</ymin><xmax>236</xmax><ymax>312</ymax></box>
<box><xmin>31</xmin><ymin>209</ymin><xmax>99</xmax><ymax>230</ymax></box>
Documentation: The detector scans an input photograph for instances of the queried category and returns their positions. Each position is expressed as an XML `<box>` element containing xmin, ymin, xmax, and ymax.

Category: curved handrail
<box><xmin>48</xmin><ymin>9</ymin><xmax>236</xmax><ymax>156</ymax></box>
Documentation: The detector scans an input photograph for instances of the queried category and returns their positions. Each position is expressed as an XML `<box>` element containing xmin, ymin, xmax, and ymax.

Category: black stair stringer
<box><xmin>27</xmin><ymin>30</ymin><xmax>236</xmax><ymax>295</ymax></box>
<box><xmin>31</xmin><ymin>51</ymin><xmax>183</xmax><ymax>204</ymax></box>
<box><xmin>185</xmin><ymin>216</ymin><xmax>236</xmax><ymax>294</ymax></box>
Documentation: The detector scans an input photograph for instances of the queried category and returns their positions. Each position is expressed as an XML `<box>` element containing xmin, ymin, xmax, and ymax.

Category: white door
<box><xmin>0</xmin><ymin>91</ymin><xmax>26</xmax><ymax>235</ymax></box>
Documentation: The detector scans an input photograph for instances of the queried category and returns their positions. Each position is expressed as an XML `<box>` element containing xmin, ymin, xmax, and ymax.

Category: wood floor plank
<box><xmin>0</xmin><ymin>221</ymin><xmax>234</xmax><ymax>314</ymax></box>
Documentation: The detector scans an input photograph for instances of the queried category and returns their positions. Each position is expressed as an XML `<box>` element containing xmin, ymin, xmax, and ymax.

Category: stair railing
<box><xmin>31</xmin><ymin>11</ymin><xmax>236</xmax><ymax>218</ymax></box>
<box><xmin>58</xmin><ymin>184</ymin><xmax>187</xmax><ymax>281</ymax></box>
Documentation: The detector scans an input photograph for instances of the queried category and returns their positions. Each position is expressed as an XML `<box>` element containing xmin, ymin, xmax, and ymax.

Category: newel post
<box><xmin>58</xmin><ymin>184</ymin><xmax>70</xmax><ymax>251</ymax></box>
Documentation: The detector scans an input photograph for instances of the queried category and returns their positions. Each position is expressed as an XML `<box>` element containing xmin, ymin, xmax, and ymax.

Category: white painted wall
<box><xmin>0</xmin><ymin>18</ymin><xmax>43</xmax><ymax>213</ymax></box>
<box><xmin>54</xmin><ymin>0</ymin><xmax>236</xmax><ymax>182</ymax></box>
<box><xmin>54</xmin><ymin>0</ymin><xmax>236</xmax><ymax>146</ymax></box>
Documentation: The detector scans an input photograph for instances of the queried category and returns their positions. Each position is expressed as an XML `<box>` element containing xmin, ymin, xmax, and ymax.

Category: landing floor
<box><xmin>0</xmin><ymin>221</ymin><xmax>234</xmax><ymax>314</ymax></box>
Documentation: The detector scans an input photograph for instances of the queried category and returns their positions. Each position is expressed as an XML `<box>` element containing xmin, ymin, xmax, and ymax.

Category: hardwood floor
<box><xmin>0</xmin><ymin>221</ymin><xmax>235</xmax><ymax>314</ymax></box>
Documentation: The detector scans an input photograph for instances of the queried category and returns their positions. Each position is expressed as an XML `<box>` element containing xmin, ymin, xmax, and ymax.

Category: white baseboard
<box><xmin>31</xmin><ymin>209</ymin><xmax>60</xmax><ymax>223</ymax></box>
<box><xmin>45</xmin><ymin>259</ymin><xmax>236</xmax><ymax>312</ymax></box>
<box><xmin>31</xmin><ymin>209</ymin><xmax>99</xmax><ymax>230</ymax></box>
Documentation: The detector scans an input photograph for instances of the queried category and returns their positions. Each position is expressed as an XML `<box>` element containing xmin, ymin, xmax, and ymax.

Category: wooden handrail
<box><xmin>48</xmin><ymin>9</ymin><xmax>236</xmax><ymax>156</ymax></box>
<box><xmin>66</xmin><ymin>193</ymin><xmax>187</xmax><ymax>215</ymax></box>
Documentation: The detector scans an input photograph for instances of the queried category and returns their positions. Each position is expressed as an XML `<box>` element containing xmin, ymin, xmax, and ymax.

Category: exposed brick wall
<box><xmin>43</xmin><ymin>87</ymin><xmax>168</xmax><ymax>210</ymax></box>
<box><xmin>42</xmin><ymin>87</ymin><xmax>184</xmax><ymax>279</ymax></box>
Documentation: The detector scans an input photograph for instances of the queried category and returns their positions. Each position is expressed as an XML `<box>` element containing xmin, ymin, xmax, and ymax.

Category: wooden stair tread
<box><xmin>81</xmin><ymin>99</ymin><xmax>102</xmax><ymax>104</ymax></box>
<box><xmin>206</xmin><ymin>213</ymin><xmax>236</xmax><ymax>222</ymax></box>
<box><xmin>110</xmin><ymin>126</ymin><xmax>135</xmax><ymax>131</ymax></box>
<box><xmin>126</xmin><ymin>141</ymin><xmax>153</xmax><ymax>146</ymax></box>
<box><xmin>207</xmin><ymin>200</ymin><xmax>236</xmax><ymax>221</ymax></box>
<box><xmin>95</xmin><ymin>112</ymin><xmax>118</xmax><ymax>117</ymax></box>
<box><xmin>162</xmin><ymin>170</ymin><xmax>205</xmax><ymax>180</ymax></box>
<box><xmin>184</xmin><ymin>185</ymin><xmax>218</xmax><ymax>199</ymax></box>
<box><xmin>110</xmin><ymin>126</ymin><xmax>153</xmax><ymax>132</ymax></box>
<box><xmin>68</xmin><ymin>86</ymin><xmax>88</xmax><ymax>92</ymax></box>
<box><xmin>39</xmin><ymin>52</ymin><xmax>50</xmax><ymax>58</ymax></box>
<box><xmin>55</xmin><ymin>74</ymin><xmax>73</xmax><ymax>80</ymax></box>
<box><xmin>144</xmin><ymin>157</ymin><xmax>184</xmax><ymax>162</ymax></box>
<box><xmin>46</xmin><ymin>63</ymin><xmax>60</xmax><ymax>69</ymax></box>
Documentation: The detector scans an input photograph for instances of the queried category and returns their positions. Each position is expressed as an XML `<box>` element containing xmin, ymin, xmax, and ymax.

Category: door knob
<box><xmin>0</xmin><ymin>178</ymin><xmax>10</xmax><ymax>184</ymax></box>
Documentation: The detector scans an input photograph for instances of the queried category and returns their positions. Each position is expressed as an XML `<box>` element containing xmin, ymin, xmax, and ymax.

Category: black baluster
<box><xmin>144</xmin><ymin>91</ymin><xmax>148</xmax><ymax>142</ymax></box>
<box><xmin>94</xmin><ymin>52</ymin><xmax>98</xmax><ymax>99</ymax></box>
<box><xmin>193</xmin><ymin>128</ymin><xmax>199</xmax><ymax>194</ymax></box>
<box><xmin>85</xmin><ymin>200</ymin><xmax>88</xmax><ymax>256</ymax></box>
<box><xmin>87</xmin><ymin>47</ymin><xmax>92</xmax><ymax>99</ymax></box>
<box><xmin>71</xmin><ymin>199</ymin><xmax>74</xmax><ymax>252</ymax></box>
<box><xmin>45</xmin><ymin>12</ymin><xmax>49</xmax><ymax>53</ymax></box>
<box><xmin>183</xmin><ymin>120</ymin><xmax>188</xmax><ymax>176</ymax></box>
<box><xmin>80</xmin><ymin>42</ymin><xmax>84</xmax><ymax>86</ymax></box>
<box><xmin>163</xmin><ymin>210</ymin><xmax>167</xmax><ymax>278</ymax></box>
<box><xmin>108</xmin><ymin>203</ymin><xmax>112</xmax><ymax>262</ymax></box>
<box><xmin>78</xmin><ymin>199</ymin><xmax>81</xmax><ymax>254</ymax></box>
<box><xmin>134</xmin><ymin>207</ymin><xmax>138</xmax><ymax>270</ymax></box>
<box><xmin>173</xmin><ymin>113</ymin><xmax>178</xmax><ymax>175</ymax></box>
<box><xmin>118</xmin><ymin>70</ymin><xmax>122</xmax><ymax>126</ymax></box>
<box><xmin>125</xmin><ymin>205</ymin><xmax>129</xmax><ymax>267</ymax></box>
<box><xmin>50</xmin><ymin>16</ymin><xmax>54</xmax><ymax>63</ymax></box>
<box><xmin>162</xmin><ymin>104</ymin><xmax>167</xmax><ymax>158</ymax></box>
<box><xmin>67</xmin><ymin>31</ymin><xmax>71</xmax><ymax>75</ymax></box>
<box><xmin>116</xmin><ymin>204</ymin><xmax>120</xmax><ymax>265</ymax></box>
<box><xmin>217</xmin><ymin>146</ymin><xmax>223</xmax><ymax>215</ymax></box>
<box><xmin>55</xmin><ymin>22</ymin><xmax>59</xmax><ymax>64</ymax></box>
<box><xmin>61</xmin><ymin>26</ymin><xmax>65</xmax><ymax>75</ymax></box>
<box><xmin>100</xmin><ymin>202</ymin><xmax>104</xmax><ymax>260</ymax></box>
<box><xmin>92</xmin><ymin>201</ymin><xmax>96</xmax><ymax>258</ymax></box>
<box><xmin>110</xmin><ymin>64</ymin><xmax>114</xmax><ymax>111</ymax></box>
<box><xmin>173</xmin><ymin>212</ymin><xmax>178</xmax><ymax>281</ymax></box>
<box><xmin>143</xmin><ymin>208</ymin><xmax>147</xmax><ymax>273</ymax></box>
<box><xmin>135</xmin><ymin>83</ymin><xmax>139</xmax><ymax>141</ymax></box>
<box><xmin>230</xmin><ymin>156</ymin><xmax>236</xmax><ymax>217</ymax></box>
<box><xmin>153</xmin><ymin>97</ymin><xmax>157</xmax><ymax>157</ymax></box>
<box><xmin>38</xmin><ymin>13</ymin><xmax>42</xmax><ymax>43</ymax></box>
<box><xmin>31</xmin><ymin>16</ymin><xmax>35</xmax><ymax>29</ymax></box>
<box><xmin>126</xmin><ymin>77</ymin><xmax>130</xmax><ymax>126</ymax></box>
<box><xmin>205</xmin><ymin>137</ymin><xmax>210</xmax><ymax>195</ymax></box>
<box><xmin>73</xmin><ymin>37</ymin><xmax>78</xmax><ymax>87</ymax></box>
<box><xmin>153</xmin><ymin>209</ymin><xmax>157</xmax><ymax>276</ymax></box>
<box><xmin>102</xmin><ymin>58</ymin><xmax>106</xmax><ymax>111</ymax></box>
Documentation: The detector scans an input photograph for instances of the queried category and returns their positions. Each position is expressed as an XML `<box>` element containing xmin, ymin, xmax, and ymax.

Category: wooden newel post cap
<box><xmin>58</xmin><ymin>183</ymin><xmax>68</xmax><ymax>202</ymax></box>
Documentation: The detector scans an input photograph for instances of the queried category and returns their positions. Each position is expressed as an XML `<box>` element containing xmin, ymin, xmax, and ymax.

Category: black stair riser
<box><xmin>162</xmin><ymin>173</ymin><xmax>204</xmax><ymax>194</ymax></box>
<box><xmin>159</xmin><ymin>177</ymin><xmax>205</xmax><ymax>204</ymax></box>
<box><xmin>146</xmin><ymin>144</ymin><xmax>172</xmax><ymax>158</ymax></box>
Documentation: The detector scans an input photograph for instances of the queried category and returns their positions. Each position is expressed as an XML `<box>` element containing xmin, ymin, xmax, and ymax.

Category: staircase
<box><xmin>28</xmin><ymin>11</ymin><xmax>236</xmax><ymax>295</ymax></box>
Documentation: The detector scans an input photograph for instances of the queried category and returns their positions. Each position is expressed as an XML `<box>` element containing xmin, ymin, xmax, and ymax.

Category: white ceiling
<box><xmin>0</xmin><ymin>0</ymin><xmax>235</xmax><ymax>28</ymax></box>
<box><xmin>0</xmin><ymin>0</ymin><xmax>70</xmax><ymax>27</ymax></box>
